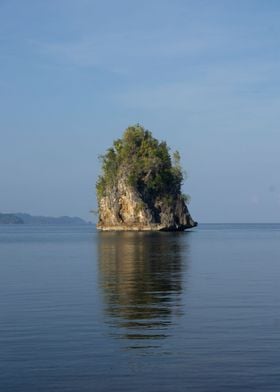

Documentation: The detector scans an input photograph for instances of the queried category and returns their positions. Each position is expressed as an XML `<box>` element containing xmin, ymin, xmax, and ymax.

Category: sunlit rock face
<box><xmin>96</xmin><ymin>125</ymin><xmax>197</xmax><ymax>231</ymax></box>
<box><xmin>97</xmin><ymin>179</ymin><xmax>196</xmax><ymax>231</ymax></box>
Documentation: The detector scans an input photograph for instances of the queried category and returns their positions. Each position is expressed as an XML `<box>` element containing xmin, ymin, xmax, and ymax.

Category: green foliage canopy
<box><xmin>96</xmin><ymin>125</ymin><xmax>187</xmax><ymax>202</ymax></box>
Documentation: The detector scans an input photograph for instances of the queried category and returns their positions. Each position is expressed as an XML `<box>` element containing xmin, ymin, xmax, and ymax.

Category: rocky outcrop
<box><xmin>96</xmin><ymin>125</ymin><xmax>197</xmax><ymax>231</ymax></box>
<box><xmin>97</xmin><ymin>179</ymin><xmax>197</xmax><ymax>231</ymax></box>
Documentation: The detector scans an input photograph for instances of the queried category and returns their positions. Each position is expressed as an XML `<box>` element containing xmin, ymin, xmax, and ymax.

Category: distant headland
<box><xmin>96</xmin><ymin>124</ymin><xmax>197</xmax><ymax>231</ymax></box>
<box><xmin>0</xmin><ymin>213</ymin><xmax>91</xmax><ymax>225</ymax></box>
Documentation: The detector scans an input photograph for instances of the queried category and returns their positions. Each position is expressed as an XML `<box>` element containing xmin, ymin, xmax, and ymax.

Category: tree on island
<box><xmin>96</xmin><ymin>125</ymin><xmax>197</xmax><ymax>231</ymax></box>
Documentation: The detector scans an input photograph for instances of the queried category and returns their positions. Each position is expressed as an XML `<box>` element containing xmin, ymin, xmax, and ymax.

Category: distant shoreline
<box><xmin>0</xmin><ymin>212</ymin><xmax>92</xmax><ymax>225</ymax></box>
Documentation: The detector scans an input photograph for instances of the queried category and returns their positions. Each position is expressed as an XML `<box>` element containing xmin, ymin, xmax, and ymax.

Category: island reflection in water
<box><xmin>98</xmin><ymin>231</ymin><xmax>190</xmax><ymax>349</ymax></box>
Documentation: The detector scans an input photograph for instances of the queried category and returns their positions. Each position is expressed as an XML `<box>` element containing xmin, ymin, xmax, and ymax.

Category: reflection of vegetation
<box><xmin>98</xmin><ymin>232</ymin><xmax>189</xmax><ymax>346</ymax></box>
<box><xmin>96</xmin><ymin>125</ymin><xmax>189</xmax><ymax>205</ymax></box>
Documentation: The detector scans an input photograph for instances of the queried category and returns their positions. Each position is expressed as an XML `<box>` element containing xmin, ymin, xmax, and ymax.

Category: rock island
<box><xmin>96</xmin><ymin>125</ymin><xmax>197</xmax><ymax>231</ymax></box>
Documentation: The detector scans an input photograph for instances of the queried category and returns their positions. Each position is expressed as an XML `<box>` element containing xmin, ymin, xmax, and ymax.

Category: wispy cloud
<box><xmin>31</xmin><ymin>27</ymin><xmax>232</xmax><ymax>71</ymax></box>
<box><xmin>115</xmin><ymin>60</ymin><xmax>280</xmax><ymax>110</ymax></box>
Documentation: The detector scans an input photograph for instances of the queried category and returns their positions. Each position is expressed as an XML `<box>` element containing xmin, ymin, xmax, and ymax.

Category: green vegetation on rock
<box><xmin>96</xmin><ymin>124</ymin><xmax>188</xmax><ymax>205</ymax></box>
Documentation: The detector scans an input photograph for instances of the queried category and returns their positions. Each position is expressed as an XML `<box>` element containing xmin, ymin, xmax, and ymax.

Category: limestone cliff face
<box><xmin>97</xmin><ymin>178</ymin><xmax>197</xmax><ymax>231</ymax></box>
<box><xmin>96</xmin><ymin>125</ymin><xmax>197</xmax><ymax>231</ymax></box>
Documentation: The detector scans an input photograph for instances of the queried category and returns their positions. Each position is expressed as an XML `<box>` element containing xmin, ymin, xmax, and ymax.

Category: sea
<box><xmin>1</xmin><ymin>224</ymin><xmax>280</xmax><ymax>392</ymax></box>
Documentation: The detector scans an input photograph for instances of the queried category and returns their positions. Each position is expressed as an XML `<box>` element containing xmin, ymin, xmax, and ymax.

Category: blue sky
<box><xmin>1</xmin><ymin>0</ymin><xmax>280</xmax><ymax>222</ymax></box>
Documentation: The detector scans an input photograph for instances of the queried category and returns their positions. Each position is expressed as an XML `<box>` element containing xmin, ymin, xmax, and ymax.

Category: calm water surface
<box><xmin>1</xmin><ymin>224</ymin><xmax>280</xmax><ymax>391</ymax></box>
